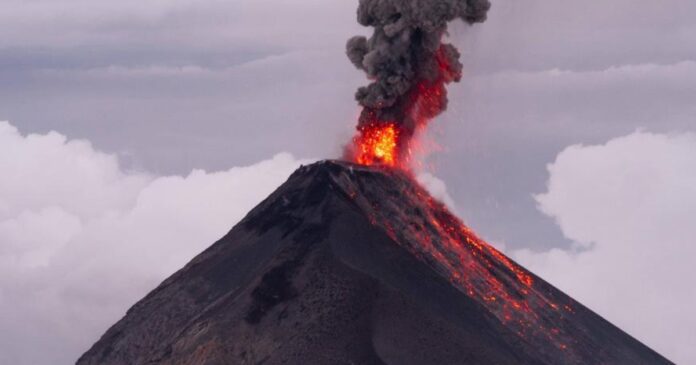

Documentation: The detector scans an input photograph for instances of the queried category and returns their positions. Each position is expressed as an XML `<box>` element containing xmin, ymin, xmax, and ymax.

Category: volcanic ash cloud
<box><xmin>346</xmin><ymin>0</ymin><xmax>491</xmax><ymax>166</ymax></box>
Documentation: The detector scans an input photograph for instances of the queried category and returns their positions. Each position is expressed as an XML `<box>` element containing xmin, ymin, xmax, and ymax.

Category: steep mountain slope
<box><xmin>78</xmin><ymin>160</ymin><xmax>672</xmax><ymax>365</ymax></box>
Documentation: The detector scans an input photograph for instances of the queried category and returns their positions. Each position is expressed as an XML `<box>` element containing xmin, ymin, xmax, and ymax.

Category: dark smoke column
<box><xmin>346</xmin><ymin>0</ymin><xmax>490</xmax><ymax>167</ymax></box>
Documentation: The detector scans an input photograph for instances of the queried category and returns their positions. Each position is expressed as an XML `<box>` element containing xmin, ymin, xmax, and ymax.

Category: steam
<box><xmin>347</xmin><ymin>0</ymin><xmax>490</xmax><ymax>153</ymax></box>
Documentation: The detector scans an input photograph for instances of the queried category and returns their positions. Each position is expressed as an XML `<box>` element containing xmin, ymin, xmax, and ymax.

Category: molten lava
<box><xmin>344</xmin><ymin>10</ymin><xmax>575</xmax><ymax>351</ymax></box>
<box><xmin>338</xmin><ymin>164</ymin><xmax>578</xmax><ymax>354</ymax></box>
<box><xmin>350</xmin><ymin>50</ymin><xmax>455</xmax><ymax>169</ymax></box>
<box><xmin>353</xmin><ymin>122</ymin><xmax>399</xmax><ymax>168</ymax></box>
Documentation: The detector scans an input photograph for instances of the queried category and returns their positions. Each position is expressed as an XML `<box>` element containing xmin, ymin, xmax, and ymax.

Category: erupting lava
<box><xmin>353</xmin><ymin>123</ymin><xmax>399</xmax><ymax>168</ymax></box>
<box><xmin>350</xmin><ymin>77</ymin><xmax>450</xmax><ymax>169</ymax></box>
<box><xmin>345</xmin><ymin>0</ymin><xmax>490</xmax><ymax>169</ymax></box>
<box><xmin>342</xmin><ymin>0</ymin><xmax>577</xmax><ymax>351</ymax></box>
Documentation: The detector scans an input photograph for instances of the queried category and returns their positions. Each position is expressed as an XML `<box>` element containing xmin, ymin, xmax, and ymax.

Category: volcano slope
<box><xmin>78</xmin><ymin>160</ymin><xmax>672</xmax><ymax>365</ymax></box>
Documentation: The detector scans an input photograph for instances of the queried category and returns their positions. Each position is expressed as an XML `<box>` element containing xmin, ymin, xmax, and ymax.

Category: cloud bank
<box><xmin>0</xmin><ymin>121</ymin><xmax>312</xmax><ymax>364</ymax></box>
<box><xmin>515</xmin><ymin>131</ymin><xmax>696</xmax><ymax>364</ymax></box>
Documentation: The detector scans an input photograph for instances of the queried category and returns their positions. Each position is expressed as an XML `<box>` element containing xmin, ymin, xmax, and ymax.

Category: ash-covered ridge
<box><xmin>78</xmin><ymin>160</ymin><xmax>672</xmax><ymax>365</ymax></box>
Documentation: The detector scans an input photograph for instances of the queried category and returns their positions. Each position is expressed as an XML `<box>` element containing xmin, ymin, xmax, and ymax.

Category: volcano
<box><xmin>78</xmin><ymin>160</ymin><xmax>671</xmax><ymax>365</ymax></box>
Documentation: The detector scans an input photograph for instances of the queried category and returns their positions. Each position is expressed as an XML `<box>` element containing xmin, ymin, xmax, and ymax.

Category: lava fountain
<box><xmin>345</xmin><ymin>0</ymin><xmax>491</xmax><ymax>169</ymax></box>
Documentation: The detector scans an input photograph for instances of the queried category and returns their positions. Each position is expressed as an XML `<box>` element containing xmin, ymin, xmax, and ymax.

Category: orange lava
<box><xmin>342</xmin><ymin>43</ymin><xmax>580</xmax><ymax>355</ymax></box>
<box><xmin>341</xmin><ymin>168</ymin><xmax>577</xmax><ymax>354</ymax></box>
<box><xmin>354</xmin><ymin>123</ymin><xmax>399</xmax><ymax>168</ymax></box>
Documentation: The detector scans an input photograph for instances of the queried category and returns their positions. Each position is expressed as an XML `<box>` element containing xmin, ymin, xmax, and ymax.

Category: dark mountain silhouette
<box><xmin>78</xmin><ymin>160</ymin><xmax>672</xmax><ymax>365</ymax></box>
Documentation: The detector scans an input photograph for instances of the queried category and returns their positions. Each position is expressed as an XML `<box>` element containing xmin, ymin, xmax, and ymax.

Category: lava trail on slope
<box><xmin>78</xmin><ymin>160</ymin><xmax>672</xmax><ymax>365</ymax></box>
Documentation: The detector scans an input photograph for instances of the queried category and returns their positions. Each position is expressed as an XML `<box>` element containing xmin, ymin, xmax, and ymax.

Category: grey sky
<box><xmin>1</xmin><ymin>0</ymin><xmax>694</xmax><ymax>363</ymax></box>
<box><xmin>3</xmin><ymin>0</ymin><xmax>695</xmax><ymax>250</ymax></box>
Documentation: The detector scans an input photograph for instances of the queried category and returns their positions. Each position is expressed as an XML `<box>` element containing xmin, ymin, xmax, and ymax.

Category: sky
<box><xmin>0</xmin><ymin>0</ymin><xmax>694</xmax><ymax>363</ymax></box>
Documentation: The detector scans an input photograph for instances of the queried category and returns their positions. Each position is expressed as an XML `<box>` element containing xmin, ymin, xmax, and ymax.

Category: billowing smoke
<box><xmin>347</xmin><ymin>0</ymin><xmax>490</xmax><ymax>163</ymax></box>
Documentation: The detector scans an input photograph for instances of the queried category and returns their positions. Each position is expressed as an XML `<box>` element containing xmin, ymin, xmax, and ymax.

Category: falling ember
<box><xmin>354</xmin><ymin>123</ymin><xmax>399</xmax><ymax>167</ymax></box>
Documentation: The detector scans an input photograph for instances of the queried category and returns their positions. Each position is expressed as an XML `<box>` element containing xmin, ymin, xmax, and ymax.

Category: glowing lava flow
<box><xmin>335</xmin><ymin>166</ymin><xmax>580</xmax><ymax>356</ymax></box>
<box><xmin>397</xmin><ymin>188</ymin><xmax>574</xmax><ymax>349</ymax></box>
<box><xmin>344</xmin><ymin>36</ymin><xmax>576</xmax><ymax>353</ymax></box>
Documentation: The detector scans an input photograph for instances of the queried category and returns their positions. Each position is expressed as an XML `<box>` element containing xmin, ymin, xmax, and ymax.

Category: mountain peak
<box><xmin>78</xmin><ymin>160</ymin><xmax>671</xmax><ymax>365</ymax></box>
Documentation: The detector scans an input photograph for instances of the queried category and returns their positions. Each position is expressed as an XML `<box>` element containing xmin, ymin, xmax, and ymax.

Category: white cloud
<box><xmin>514</xmin><ymin>131</ymin><xmax>696</xmax><ymax>364</ymax></box>
<box><xmin>417</xmin><ymin>172</ymin><xmax>458</xmax><ymax>211</ymax></box>
<box><xmin>0</xmin><ymin>121</ymin><xmax>312</xmax><ymax>365</ymax></box>
<box><xmin>0</xmin><ymin>121</ymin><xmax>151</xmax><ymax>220</ymax></box>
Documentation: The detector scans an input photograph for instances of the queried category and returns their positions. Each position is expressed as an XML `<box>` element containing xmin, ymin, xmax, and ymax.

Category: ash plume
<box><xmin>347</xmin><ymin>0</ymin><xmax>491</xmax><ymax>154</ymax></box>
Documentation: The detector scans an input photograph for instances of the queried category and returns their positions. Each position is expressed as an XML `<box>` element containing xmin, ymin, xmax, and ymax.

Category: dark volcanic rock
<box><xmin>77</xmin><ymin>161</ymin><xmax>672</xmax><ymax>365</ymax></box>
